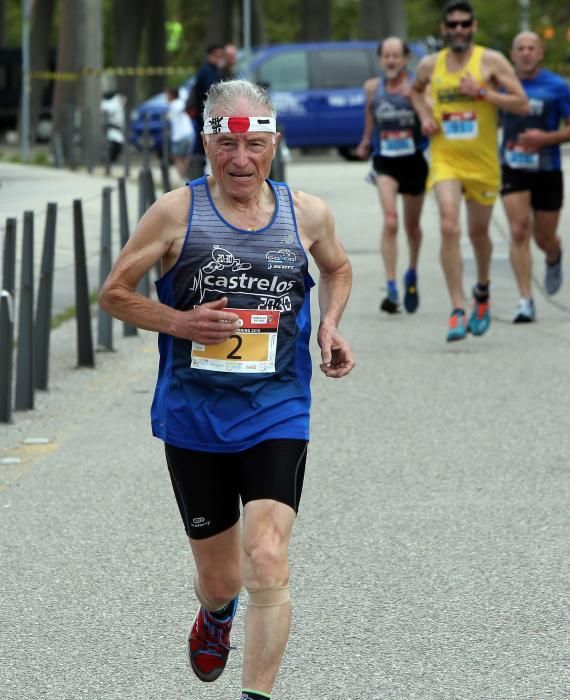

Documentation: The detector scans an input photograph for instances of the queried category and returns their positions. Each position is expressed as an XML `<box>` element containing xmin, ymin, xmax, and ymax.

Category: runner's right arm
<box><xmin>355</xmin><ymin>78</ymin><xmax>379</xmax><ymax>160</ymax></box>
<box><xmin>99</xmin><ymin>188</ymin><xmax>240</xmax><ymax>344</ymax></box>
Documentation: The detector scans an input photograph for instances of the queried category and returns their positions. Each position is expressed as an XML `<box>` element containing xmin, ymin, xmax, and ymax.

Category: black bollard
<box><xmin>0</xmin><ymin>218</ymin><xmax>17</xmax><ymax>423</ymax></box>
<box><xmin>14</xmin><ymin>211</ymin><xmax>35</xmax><ymax>411</ymax></box>
<box><xmin>98</xmin><ymin>187</ymin><xmax>114</xmax><ymax>351</ymax></box>
<box><xmin>73</xmin><ymin>200</ymin><xmax>95</xmax><ymax>368</ymax></box>
<box><xmin>0</xmin><ymin>291</ymin><xmax>14</xmax><ymax>422</ymax></box>
<box><xmin>3</xmin><ymin>218</ymin><xmax>17</xmax><ymax>294</ymax></box>
<box><xmin>117</xmin><ymin>178</ymin><xmax>138</xmax><ymax>337</ymax></box>
<box><xmin>34</xmin><ymin>203</ymin><xmax>57</xmax><ymax>391</ymax></box>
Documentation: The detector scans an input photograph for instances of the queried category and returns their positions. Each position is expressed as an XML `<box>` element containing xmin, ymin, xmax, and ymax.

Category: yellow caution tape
<box><xmin>29</xmin><ymin>66</ymin><xmax>195</xmax><ymax>81</ymax></box>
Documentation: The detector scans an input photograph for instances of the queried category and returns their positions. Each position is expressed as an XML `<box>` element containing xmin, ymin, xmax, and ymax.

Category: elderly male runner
<box><xmin>501</xmin><ymin>31</ymin><xmax>570</xmax><ymax>323</ymax></box>
<box><xmin>356</xmin><ymin>37</ymin><xmax>427</xmax><ymax>315</ymax></box>
<box><xmin>100</xmin><ymin>80</ymin><xmax>354</xmax><ymax>700</ymax></box>
<box><xmin>411</xmin><ymin>0</ymin><xmax>528</xmax><ymax>341</ymax></box>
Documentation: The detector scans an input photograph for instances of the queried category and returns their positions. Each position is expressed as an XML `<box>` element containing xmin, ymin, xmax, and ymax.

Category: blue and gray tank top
<box><xmin>151</xmin><ymin>176</ymin><xmax>314</xmax><ymax>452</ymax></box>
<box><xmin>372</xmin><ymin>76</ymin><xmax>426</xmax><ymax>157</ymax></box>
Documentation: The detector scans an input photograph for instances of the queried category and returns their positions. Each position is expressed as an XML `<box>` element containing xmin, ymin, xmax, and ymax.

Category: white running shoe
<box><xmin>513</xmin><ymin>298</ymin><xmax>535</xmax><ymax>323</ymax></box>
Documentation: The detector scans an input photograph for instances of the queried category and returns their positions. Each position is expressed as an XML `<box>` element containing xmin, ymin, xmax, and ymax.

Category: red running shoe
<box><xmin>187</xmin><ymin>598</ymin><xmax>238</xmax><ymax>682</ymax></box>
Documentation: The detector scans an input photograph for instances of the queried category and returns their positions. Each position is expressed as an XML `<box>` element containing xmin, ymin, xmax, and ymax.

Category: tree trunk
<box><xmin>0</xmin><ymin>0</ymin><xmax>5</xmax><ymax>47</ymax></box>
<box><xmin>251</xmin><ymin>0</ymin><xmax>266</xmax><ymax>46</ymax></box>
<box><xmin>205</xmin><ymin>0</ymin><xmax>232</xmax><ymax>47</ymax></box>
<box><xmin>112</xmin><ymin>0</ymin><xmax>148</xmax><ymax>109</ymax></box>
<box><xmin>145</xmin><ymin>0</ymin><xmax>166</xmax><ymax>97</ymax></box>
<box><xmin>28</xmin><ymin>0</ymin><xmax>56</xmax><ymax>140</ymax></box>
<box><xmin>77</xmin><ymin>0</ymin><xmax>103</xmax><ymax>168</ymax></box>
<box><xmin>52</xmin><ymin>0</ymin><xmax>81</xmax><ymax>148</ymax></box>
<box><xmin>297</xmin><ymin>0</ymin><xmax>331</xmax><ymax>42</ymax></box>
<box><xmin>360</xmin><ymin>0</ymin><xmax>407</xmax><ymax>40</ymax></box>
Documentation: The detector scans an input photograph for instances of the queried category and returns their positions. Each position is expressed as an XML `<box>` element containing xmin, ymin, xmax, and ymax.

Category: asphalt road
<box><xmin>1</xmin><ymin>154</ymin><xmax>569</xmax><ymax>699</ymax></box>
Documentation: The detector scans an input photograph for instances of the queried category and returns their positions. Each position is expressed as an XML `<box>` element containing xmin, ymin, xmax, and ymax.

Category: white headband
<box><xmin>203</xmin><ymin>116</ymin><xmax>277</xmax><ymax>135</ymax></box>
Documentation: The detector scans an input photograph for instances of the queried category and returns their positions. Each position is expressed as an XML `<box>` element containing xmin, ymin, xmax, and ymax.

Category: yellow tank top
<box><xmin>430</xmin><ymin>45</ymin><xmax>499</xmax><ymax>182</ymax></box>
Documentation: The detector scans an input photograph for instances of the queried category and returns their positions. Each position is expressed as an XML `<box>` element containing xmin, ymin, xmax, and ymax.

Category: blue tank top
<box><xmin>151</xmin><ymin>176</ymin><xmax>315</xmax><ymax>452</ymax></box>
<box><xmin>501</xmin><ymin>69</ymin><xmax>570</xmax><ymax>171</ymax></box>
<box><xmin>371</xmin><ymin>75</ymin><xmax>426</xmax><ymax>157</ymax></box>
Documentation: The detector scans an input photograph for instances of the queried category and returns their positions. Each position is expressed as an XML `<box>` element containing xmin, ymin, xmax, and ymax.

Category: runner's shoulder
<box><xmin>145</xmin><ymin>186</ymin><xmax>192</xmax><ymax>232</ymax></box>
<box><xmin>363</xmin><ymin>77</ymin><xmax>380</xmax><ymax>95</ymax></box>
<box><xmin>291</xmin><ymin>190</ymin><xmax>333</xmax><ymax>233</ymax></box>
<box><xmin>414</xmin><ymin>53</ymin><xmax>437</xmax><ymax>81</ymax></box>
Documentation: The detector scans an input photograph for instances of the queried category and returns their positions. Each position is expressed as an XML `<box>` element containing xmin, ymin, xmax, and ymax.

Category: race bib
<box><xmin>191</xmin><ymin>308</ymin><xmax>280</xmax><ymax>373</ymax></box>
<box><xmin>380</xmin><ymin>129</ymin><xmax>415</xmax><ymax>157</ymax></box>
<box><xmin>505</xmin><ymin>143</ymin><xmax>539</xmax><ymax>170</ymax></box>
<box><xmin>442</xmin><ymin>111</ymin><xmax>478</xmax><ymax>140</ymax></box>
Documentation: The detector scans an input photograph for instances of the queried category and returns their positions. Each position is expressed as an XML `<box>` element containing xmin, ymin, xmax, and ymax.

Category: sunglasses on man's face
<box><xmin>445</xmin><ymin>19</ymin><xmax>473</xmax><ymax>29</ymax></box>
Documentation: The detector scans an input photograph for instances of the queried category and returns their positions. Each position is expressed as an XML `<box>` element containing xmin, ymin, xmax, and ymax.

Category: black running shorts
<box><xmin>501</xmin><ymin>165</ymin><xmax>563</xmax><ymax>211</ymax></box>
<box><xmin>165</xmin><ymin>439</ymin><xmax>308</xmax><ymax>540</ymax></box>
<box><xmin>372</xmin><ymin>151</ymin><xmax>428</xmax><ymax>195</ymax></box>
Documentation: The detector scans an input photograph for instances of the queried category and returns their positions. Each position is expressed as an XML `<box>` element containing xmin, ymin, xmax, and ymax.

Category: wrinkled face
<box><xmin>204</xmin><ymin>101</ymin><xmax>279</xmax><ymax>200</ymax></box>
<box><xmin>441</xmin><ymin>11</ymin><xmax>476</xmax><ymax>53</ymax></box>
<box><xmin>379</xmin><ymin>40</ymin><xmax>408</xmax><ymax>79</ymax></box>
<box><xmin>511</xmin><ymin>35</ymin><xmax>543</xmax><ymax>75</ymax></box>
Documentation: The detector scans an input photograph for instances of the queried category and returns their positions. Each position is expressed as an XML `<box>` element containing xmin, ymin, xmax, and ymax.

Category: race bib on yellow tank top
<box><xmin>441</xmin><ymin>111</ymin><xmax>478</xmax><ymax>140</ymax></box>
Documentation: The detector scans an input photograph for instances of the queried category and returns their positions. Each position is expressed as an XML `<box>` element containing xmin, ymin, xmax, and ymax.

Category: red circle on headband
<box><xmin>227</xmin><ymin>117</ymin><xmax>250</xmax><ymax>133</ymax></box>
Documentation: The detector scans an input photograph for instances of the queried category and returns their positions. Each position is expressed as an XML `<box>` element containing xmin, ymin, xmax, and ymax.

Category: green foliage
<box><xmin>331</xmin><ymin>0</ymin><xmax>360</xmax><ymax>41</ymax></box>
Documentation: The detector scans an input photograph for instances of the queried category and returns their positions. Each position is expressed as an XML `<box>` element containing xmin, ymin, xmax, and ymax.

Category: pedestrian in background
<box><xmin>166</xmin><ymin>87</ymin><xmax>195</xmax><ymax>180</ymax></box>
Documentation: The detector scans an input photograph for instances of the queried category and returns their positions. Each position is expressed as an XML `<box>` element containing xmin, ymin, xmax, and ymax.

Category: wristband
<box><xmin>476</xmin><ymin>87</ymin><xmax>487</xmax><ymax>100</ymax></box>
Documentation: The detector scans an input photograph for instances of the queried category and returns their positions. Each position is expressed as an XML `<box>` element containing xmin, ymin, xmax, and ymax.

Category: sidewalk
<box><xmin>1</xmin><ymin>156</ymin><xmax>569</xmax><ymax>699</ymax></box>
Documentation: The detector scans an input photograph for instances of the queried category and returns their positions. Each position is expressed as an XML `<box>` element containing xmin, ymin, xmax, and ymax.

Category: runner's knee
<box><xmin>383</xmin><ymin>211</ymin><xmax>398</xmax><ymax>236</ymax></box>
<box><xmin>440</xmin><ymin>217</ymin><xmax>460</xmax><ymax>242</ymax></box>
<box><xmin>242</xmin><ymin>539</ymin><xmax>289</xmax><ymax>590</ymax></box>
<box><xmin>510</xmin><ymin>220</ymin><xmax>531</xmax><ymax>246</ymax></box>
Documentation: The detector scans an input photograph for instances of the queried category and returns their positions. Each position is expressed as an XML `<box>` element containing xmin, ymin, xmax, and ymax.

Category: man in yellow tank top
<box><xmin>411</xmin><ymin>0</ymin><xmax>528</xmax><ymax>342</ymax></box>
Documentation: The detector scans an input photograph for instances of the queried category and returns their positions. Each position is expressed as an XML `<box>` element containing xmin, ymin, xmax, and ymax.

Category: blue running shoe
<box><xmin>188</xmin><ymin>597</ymin><xmax>238</xmax><ymax>682</ymax></box>
<box><xmin>403</xmin><ymin>270</ymin><xmax>419</xmax><ymax>313</ymax></box>
<box><xmin>467</xmin><ymin>288</ymin><xmax>491</xmax><ymax>336</ymax></box>
<box><xmin>447</xmin><ymin>309</ymin><xmax>467</xmax><ymax>342</ymax></box>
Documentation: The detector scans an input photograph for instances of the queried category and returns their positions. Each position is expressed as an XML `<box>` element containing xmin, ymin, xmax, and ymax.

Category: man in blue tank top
<box><xmin>356</xmin><ymin>37</ymin><xmax>428</xmax><ymax>315</ymax></box>
<box><xmin>100</xmin><ymin>80</ymin><xmax>354</xmax><ymax>700</ymax></box>
<box><xmin>500</xmin><ymin>32</ymin><xmax>570</xmax><ymax>322</ymax></box>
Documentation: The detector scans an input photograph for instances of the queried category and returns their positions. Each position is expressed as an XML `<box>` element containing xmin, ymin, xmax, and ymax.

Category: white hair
<box><xmin>203</xmin><ymin>79</ymin><xmax>276</xmax><ymax>122</ymax></box>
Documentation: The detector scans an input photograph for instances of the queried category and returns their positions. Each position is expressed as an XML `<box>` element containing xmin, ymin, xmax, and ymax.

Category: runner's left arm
<box><xmin>294</xmin><ymin>192</ymin><xmax>355</xmax><ymax>378</ymax></box>
<box><xmin>462</xmin><ymin>50</ymin><xmax>528</xmax><ymax>114</ymax></box>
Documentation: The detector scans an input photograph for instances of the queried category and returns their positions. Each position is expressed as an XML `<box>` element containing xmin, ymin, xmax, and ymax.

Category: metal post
<box><xmin>519</xmin><ymin>0</ymin><xmax>530</xmax><ymax>31</ymax></box>
<box><xmin>15</xmin><ymin>211</ymin><xmax>35</xmax><ymax>410</ymax></box>
<box><xmin>84</xmin><ymin>107</ymin><xmax>94</xmax><ymax>174</ymax></box>
<box><xmin>0</xmin><ymin>217</ymin><xmax>17</xmax><ymax>423</ymax></box>
<box><xmin>35</xmin><ymin>203</ymin><xmax>58</xmax><ymax>390</ymax></box>
<box><xmin>142</xmin><ymin>111</ymin><xmax>150</xmax><ymax>170</ymax></box>
<box><xmin>66</xmin><ymin>104</ymin><xmax>76</xmax><ymax>170</ymax></box>
<box><xmin>98</xmin><ymin>187</ymin><xmax>114</xmax><ymax>350</ymax></box>
<box><xmin>122</xmin><ymin>105</ymin><xmax>131</xmax><ymax>178</ymax></box>
<box><xmin>137</xmin><ymin>169</ymin><xmax>151</xmax><ymax>298</ymax></box>
<box><xmin>117</xmin><ymin>177</ymin><xmax>138</xmax><ymax>337</ymax></box>
<box><xmin>52</xmin><ymin>132</ymin><xmax>65</xmax><ymax>168</ymax></box>
<box><xmin>73</xmin><ymin>200</ymin><xmax>95</xmax><ymax>367</ymax></box>
<box><xmin>0</xmin><ymin>291</ymin><xmax>14</xmax><ymax>422</ymax></box>
<box><xmin>243</xmin><ymin>0</ymin><xmax>252</xmax><ymax>62</ymax></box>
<box><xmin>3</xmin><ymin>218</ymin><xmax>17</xmax><ymax>294</ymax></box>
<box><xmin>21</xmin><ymin>0</ymin><xmax>31</xmax><ymax>162</ymax></box>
